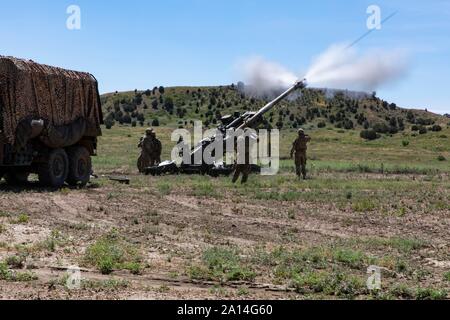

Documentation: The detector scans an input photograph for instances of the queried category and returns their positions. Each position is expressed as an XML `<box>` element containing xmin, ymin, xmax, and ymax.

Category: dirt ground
<box><xmin>0</xmin><ymin>172</ymin><xmax>449</xmax><ymax>300</ymax></box>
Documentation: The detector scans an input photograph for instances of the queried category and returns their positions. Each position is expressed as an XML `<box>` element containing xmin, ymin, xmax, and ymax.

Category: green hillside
<box><xmin>100</xmin><ymin>85</ymin><xmax>448</xmax><ymax>139</ymax></box>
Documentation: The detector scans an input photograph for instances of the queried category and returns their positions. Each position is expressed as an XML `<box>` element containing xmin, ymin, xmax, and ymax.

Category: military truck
<box><xmin>0</xmin><ymin>56</ymin><xmax>103</xmax><ymax>187</ymax></box>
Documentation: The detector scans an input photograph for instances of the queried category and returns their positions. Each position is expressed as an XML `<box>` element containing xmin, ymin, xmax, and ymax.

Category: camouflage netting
<box><xmin>0</xmin><ymin>56</ymin><xmax>103</xmax><ymax>146</ymax></box>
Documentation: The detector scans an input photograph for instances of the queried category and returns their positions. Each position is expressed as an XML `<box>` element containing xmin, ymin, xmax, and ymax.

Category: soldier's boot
<box><xmin>232</xmin><ymin>170</ymin><xmax>241</xmax><ymax>184</ymax></box>
<box><xmin>301</xmin><ymin>165</ymin><xmax>307</xmax><ymax>180</ymax></box>
<box><xmin>295</xmin><ymin>166</ymin><xmax>301</xmax><ymax>178</ymax></box>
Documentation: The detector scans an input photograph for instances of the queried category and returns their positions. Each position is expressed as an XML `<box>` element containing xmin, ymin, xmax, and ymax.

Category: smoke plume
<box><xmin>240</xmin><ymin>44</ymin><xmax>409</xmax><ymax>95</ymax></box>
<box><xmin>239</xmin><ymin>56</ymin><xmax>297</xmax><ymax>97</ymax></box>
<box><xmin>305</xmin><ymin>44</ymin><xmax>409</xmax><ymax>91</ymax></box>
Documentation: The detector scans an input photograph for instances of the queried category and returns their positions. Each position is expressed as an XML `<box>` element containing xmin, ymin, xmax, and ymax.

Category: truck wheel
<box><xmin>66</xmin><ymin>146</ymin><xmax>92</xmax><ymax>186</ymax></box>
<box><xmin>38</xmin><ymin>149</ymin><xmax>69</xmax><ymax>188</ymax></box>
<box><xmin>4</xmin><ymin>171</ymin><xmax>30</xmax><ymax>185</ymax></box>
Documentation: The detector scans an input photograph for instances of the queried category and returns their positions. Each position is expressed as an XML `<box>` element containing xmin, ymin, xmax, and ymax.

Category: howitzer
<box><xmin>145</xmin><ymin>79</ymin><xmax>307</xmax><ymax>176</ymax></box>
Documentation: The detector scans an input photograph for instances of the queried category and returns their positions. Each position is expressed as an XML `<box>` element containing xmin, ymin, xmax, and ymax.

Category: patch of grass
<box><xmin>293</xmin><ymin>271</ymin><xmax>366</xmax><ymax>299</ymax></box>
<box><xmin>83</xmin><ymin>230</ymin><xmax>142</xmax><ymax>275</ymax></box>
<box><xmin>10</xmin><ymin>214</ymin><xmax>30</xmax><ymax>224</ymax></box>
<box><xmin>386</xmin><ymin>237</ymin><xmax>426</xmax><ymax>253</ymax></box>
<box><xmin>190</xmin><ymin>182</ymin><xmax>219</xmax><ymax>198</ymax></box>
<box><xmin>0</xmin><ymin>211</ymin><xmax>11</xmax><ymax>218</ymax></box>
<box><xmin>145</xmin><ymin>210</ymin><xmax>161</xmax><ymax>225</ymax></box>
<box><xmin>188</xmin><ymin>247</ymin><xmax>255</xmax><ymax>282</ymax></box>
<box><xmin>254</xmin><ymin>190</ymin><xmax>302</xmax><ymax>202</ymax></box>
<box><xmin>389</xmin><ymin>284</ymin><xmax>415</xmax><ymax>299</ymax></box>
<box><xmin>5</xmin><ymin>254</ymin><xmax>27</xmax><ymax>269</ymax></box>
<box><xmin>332</xmin><ymin>248</ymin><xmax>368</xmax><ymax>269</ymax></box>
<box><xmin>0</xmin><ymin>224</ymin><xmax>5</xmax><ymax>234</ymax></box>
<box><xmin>237</xmin><ymin>287</ymin><xmax>250</xmax><ymax>296</ymax></box>
<box><xmin>361</xmin><ymin>237</ymin><xmax>426</xmax><ymax>254</ymax></box>
<box><xmin>415</xmin><ymin>287</ymin><xmax>448</xmax><ymax>300</ymax></box>
<box><xmin>122</xmin><ymin>261</ymin><xmax>143</xmax><ymax>275</ymax></box>
<box><xmin>352</xmin><ymin>198</ymin><xmax>377</xmax><ymax>212</ymax></box>
<box><xmin>0</xmin><ymin>262</ymin><xmax>37</xmax><ymax>282</ymax></box>
<box><xmin>35</xmin><ymin>230</ymin><xmax>67</xmax><ymax>252</ymax></box>
<box><xmin>81</xmin><ymin>278</ymin><xmax>130</xmax><ymax>291</ymax></box>
<box><xmin>157</xmin><ymin>183</ymin><xmax>172</xmax><ymax>196</ymax></box>
<box><xmin>444</xmin><ymin>271</ymin><xmax>450</xmax><ymax>282</ymax></box>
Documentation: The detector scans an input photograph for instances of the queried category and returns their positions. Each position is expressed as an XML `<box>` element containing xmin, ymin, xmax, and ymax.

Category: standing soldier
<box><xmin>291</xmin><ymin>128</ymin><xmax>311</xmax><ymax>179</ymax></box>
<box><xmin>137</xmin><ymin>128</ymin><xmax>154</xmax><ymax>173</ymax></box>
<box><xmin>232</xmin><ymin>129</ymin><xmax>257</xmax><ymax>184</ymax></box>
<box><xmin>151</xmin><ymin>131</ymin><xmax>162</xmax><ymax>165</ymax></box>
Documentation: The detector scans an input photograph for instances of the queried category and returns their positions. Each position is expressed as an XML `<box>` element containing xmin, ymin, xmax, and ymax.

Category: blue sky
<box><xmin>0</xmin><ymin>0</ymin><xmax>449</xmax><ymax>114</ymax></box>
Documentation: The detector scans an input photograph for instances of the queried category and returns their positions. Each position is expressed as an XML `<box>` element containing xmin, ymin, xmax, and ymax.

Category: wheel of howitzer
<box><xmin>38</xmin><ymin>148</ymin><xmax>69</xmax><ymax>188</ymax></box>
<box><xmin>66</xmin><ymin>146</ymin><xmax>92</xmax><ymax>187</ymax></box>
<box><xmin>4</xmin><ymin>171</ymin><xmax>30</xmax><ymax>185</ymax></box>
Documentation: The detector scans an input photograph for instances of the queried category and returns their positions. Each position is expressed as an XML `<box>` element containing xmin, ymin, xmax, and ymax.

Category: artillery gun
<box><xmin>145</xmin><ymin>80</ymin><xmax>307</xmax><ymax>176</ymax></box>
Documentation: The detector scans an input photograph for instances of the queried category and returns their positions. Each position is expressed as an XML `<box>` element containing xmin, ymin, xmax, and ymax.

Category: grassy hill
<box><xmin>100</xmin><ymin>85</ymin><xmax>448</xmax><ymax>137</ymax></box>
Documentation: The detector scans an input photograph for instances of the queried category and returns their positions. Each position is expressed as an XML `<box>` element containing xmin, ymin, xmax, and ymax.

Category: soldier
<box><xmin>232</xmin><ymin>129</ymin><xmax>257</xmax><ymax>184</ymax></box>
<box><xmin>137</xmin><ymin>128</ymin><xmax>154</xmax><ymax>173</ymax></box>
<box><xmin>151</xmin><ymin>131</ymin><xmax>162</xmax><ymax>165</ymax></box>
<box><xmin>290</xmin><ymin>128</ymin><xmax>311</xmax><ymax>179</ymax></box>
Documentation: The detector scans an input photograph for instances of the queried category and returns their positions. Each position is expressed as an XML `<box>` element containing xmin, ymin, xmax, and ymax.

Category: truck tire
<box><xmin>4</xmin><ymin>171</ymin><xmax>30</xmax><ymax>185</ymax></box>
<box><xmin>66</xmin><ymin>146</ymin><xmax>92</xmax><ymax>186</ymax></box>
<box><xmin>38</xmin><ymin>148</ymin><xmax>69</xmax><ymax>188</ymax></box>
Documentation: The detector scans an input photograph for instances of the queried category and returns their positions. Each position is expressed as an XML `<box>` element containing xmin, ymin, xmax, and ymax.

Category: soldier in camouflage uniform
<box><xmin>137</xmin><ymin>128</ymin><xmax>162</xmax><ymax>172</ymax></box>
<box><xmin>151</xmin><ymin>131</ymin><xmax>162</xmax><ymax>165</ymax></box>
<box><xmin>291</xmin><ymin>128</ymin><xmax>311</xmax><ymax>179</ymax></box>
<box><xmin>232</xmin><ymin>129</ymin><xmax>257</xmax><ymax>184</ymax></box>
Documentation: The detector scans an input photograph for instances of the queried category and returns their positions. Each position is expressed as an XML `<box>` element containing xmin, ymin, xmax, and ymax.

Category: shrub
<box><xmin>317</xmin><ymin>121</ymin><xmax>326</xmax><ymax>128</ymax></box>
<box><xmin>83</xmin><ymin>230</ymin><xmax>141</xmax><ymax>275</ymax></box>
<box><xmin>121</xmin><ymin>114</ymin><xmax>132</xmax><ymax>124</ymax></box>
<box><xmin>402</xmin><ymin>140</ymin><xmax>410</xmax><ymax>147</ymax></box>
<box><xmin>104</xmin><ymin>118</ymin><xmax>115</xmax><ymax>129</ymax></box>
<box><xmin>373</xmin><ymin>123</ymin><xmax>390</xmax><ymax>134</ymax></box>
<box><xmin>431</xmin><ymin>125</ymin><xmax>442</xmax><ymax>132</ymax></box>
<box><xmin>419</xmin><ymin>126</ymin><xmax>427</xmax><ymax>134</ymax></box>
<box><xmin>437</xmin><ymin>155</ymin><xmax>446</xmax><ymax>161</ymax></box>
<box><xmin>360</xmin><ymin>129</ymin><xmax>379</xmax><ymax>141</ymax></box>
<box><xmin>151</xmin><ymin>118</ymin><xmax>160</xmax><ymax>127</ymax></box>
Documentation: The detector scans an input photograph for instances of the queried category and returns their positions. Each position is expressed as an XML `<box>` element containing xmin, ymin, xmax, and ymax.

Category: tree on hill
<box><xmin>122</xmin><ymin>113</ymin><xmax>132</xmax><ymax>124</ymax></box>
<box><xmin>360</xmin><ymin>129</ymin><xmax>379</xmax><ymax>140</ymax></box>
<box><xmin>164</xmin><ymin>97</ymin><xmax>174</xmax><ymax>112</ymax></box>
<box><xmin>152</xmin><ymin>99</ymin><xmax>159</xmax><ymax>109</ymax></box>
<box><xmin>151</xmin><ymin>118</ymin><xmax>160</xmax><ymax>127</ymax></box>
<box><xmin>159</xmin><ymin>86</ymin><xmax>165</xmax><ymax>94</ymax></box>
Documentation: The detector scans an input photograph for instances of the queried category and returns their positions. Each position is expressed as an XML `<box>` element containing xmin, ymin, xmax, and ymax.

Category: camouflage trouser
<box><xmin>232</xmin><ymin>164</ymin><xmax>251</xmax><ymax>184</ymax></box>
<box><xmin>137</xmin><ymin>152</ymin><xmax>153</xmax><ymax>173</ymax></box>
<box><xmin>295</xmin><ymin>152</ymin><xmax>307</xmax><ymax>179</ymax></box>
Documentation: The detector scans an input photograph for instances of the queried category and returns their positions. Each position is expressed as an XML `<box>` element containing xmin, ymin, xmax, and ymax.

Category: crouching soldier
<box><xmin>291</xmin><ymin>128</ymin><xmax>311</xmax><ymax>179</ymax></box>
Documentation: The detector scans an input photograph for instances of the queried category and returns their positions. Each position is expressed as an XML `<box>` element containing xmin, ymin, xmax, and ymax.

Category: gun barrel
<box><xmin>237</xmin><ymin>79</ymin><xmax>307</xmax><ymax>131</ymax></box>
